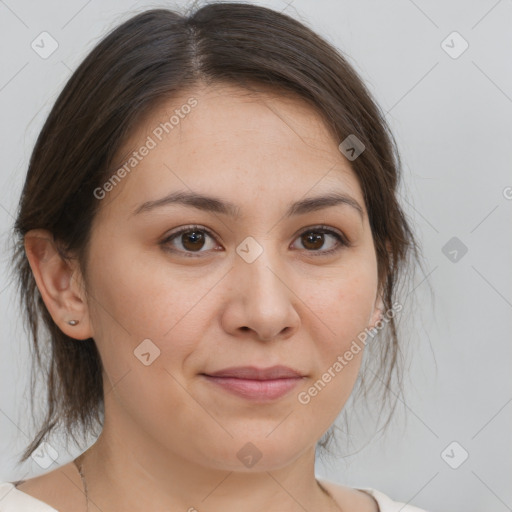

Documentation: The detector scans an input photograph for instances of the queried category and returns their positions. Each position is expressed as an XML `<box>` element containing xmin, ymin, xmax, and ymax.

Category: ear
<box><xmin>368</xmin><ymin>290</ymin><xmax>384</xmax><ymax>329</ymax></box>
<box><xmin>368</xmin><ymin>239</ymin><xmax>392</xmax><ymax>328</ymax></box>
<box><xmin>24</xmin><ymin>229</ymin><xmax>93</xmax><ymax>341</ymax></box>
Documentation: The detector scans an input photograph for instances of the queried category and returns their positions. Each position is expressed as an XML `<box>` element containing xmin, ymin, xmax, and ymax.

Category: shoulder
<box><xmin>318</xmin><ymin>479</ymin><xmax>430</xmax><ymax>512</ymax></box>
<box><xmin>0</xmin><ymin>481</ymin><xmax>58</xmax><ymax>511</ymax></box>
<box><xmin>1</xmin><ymin>461</ymin><xmax>84</xmax><ymax>512</ymax></box>
<box><xmin>318</xmin><ymin>479</ymin><xmax>379</xmax><ymax>511</ymax></box>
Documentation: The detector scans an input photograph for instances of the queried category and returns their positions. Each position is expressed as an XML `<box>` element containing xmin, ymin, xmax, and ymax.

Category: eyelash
<box><xmin>160</xmin><ymin>224</ymin><xmax>351</xmax><ymax>258</ymax></box>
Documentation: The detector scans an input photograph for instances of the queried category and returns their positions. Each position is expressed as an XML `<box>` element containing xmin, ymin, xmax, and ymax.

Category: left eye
<box><xmin>291</xmin><ymin>227</ymin><xmax>348</xmax><ymax>254</ymax></box>
<box><xmin>161</xmin><ymin>225</ymin><xmax>349</xmax><ymax>257</ymax></box>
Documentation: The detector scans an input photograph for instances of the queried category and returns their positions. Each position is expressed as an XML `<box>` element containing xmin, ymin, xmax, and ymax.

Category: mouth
<box><xmin>200</xmin><ymin>365</ymin><xmax>306</xmax><ymax>401</ymax></box>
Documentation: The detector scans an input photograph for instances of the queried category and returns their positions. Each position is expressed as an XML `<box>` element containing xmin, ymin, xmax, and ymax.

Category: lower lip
<box><xmin>201</xmin><ymin>375</ymin><xmax>303</xmax><ymax>401</ymax></box>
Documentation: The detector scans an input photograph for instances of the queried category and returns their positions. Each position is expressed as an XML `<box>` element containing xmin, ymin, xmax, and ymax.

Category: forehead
<box><xmin>99</xmin><ymin>83</ymin><xmax>364</xmax><ymax>218</ymax></box>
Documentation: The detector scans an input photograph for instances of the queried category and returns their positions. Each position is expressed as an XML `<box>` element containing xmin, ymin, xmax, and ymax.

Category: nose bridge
<box><xmin>228</xmin><ymin>234</ymin><xmax>299</xmax><ymax>340</ymax></box>
<box><xmin>235</xmin><ymin>234</ymin><xmax>286</xmax><ymax>294</ymax></box>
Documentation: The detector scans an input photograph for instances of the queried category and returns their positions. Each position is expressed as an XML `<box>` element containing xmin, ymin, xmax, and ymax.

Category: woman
<box><xmin>1</xmin><ymin>3</ymin><xmax>427</xmax><ymax>510</ymax></box>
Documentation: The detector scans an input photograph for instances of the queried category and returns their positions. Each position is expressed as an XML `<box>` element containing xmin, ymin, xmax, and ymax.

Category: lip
<box><xmin>201</xmin><ymin>365</ymin><xmax>305</xmax><ymax>401</ymax></box>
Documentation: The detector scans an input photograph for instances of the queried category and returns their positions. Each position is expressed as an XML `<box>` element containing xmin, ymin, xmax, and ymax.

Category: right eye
<box><xmin>160</xmin><ymin>225</ymin><xmax>223</xmax><ymax>257</ymax></box>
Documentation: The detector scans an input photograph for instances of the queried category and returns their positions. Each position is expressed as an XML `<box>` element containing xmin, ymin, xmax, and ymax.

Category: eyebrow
<box><xmin>132</xmin><ymin>190</ymin><xmax>364</xmax><ymax>220</ymax></box>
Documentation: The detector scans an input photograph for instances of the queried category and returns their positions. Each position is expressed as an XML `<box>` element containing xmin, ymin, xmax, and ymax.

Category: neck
<box><xmin>78</xmin><ymin>412</ymin><xmax>337</xmax><ymax>512</ymax></box>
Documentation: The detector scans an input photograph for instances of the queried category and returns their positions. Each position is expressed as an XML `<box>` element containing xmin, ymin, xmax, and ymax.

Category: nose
<box><xmin>221</xmin><ymin>244</ymin><xmax>301</xmax><ymax>342</ymax></box>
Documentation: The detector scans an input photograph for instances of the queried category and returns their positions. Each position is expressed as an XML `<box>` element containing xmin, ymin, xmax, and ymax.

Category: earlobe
<box><xmin>24</xmin><ymin>229</ymin><xmax>93</xmax><ymax>340</ymax></box>
<box><xmin>369</xmin><ymin>292</ymin><xmax>384</xmax><ymax>329</ymax></box>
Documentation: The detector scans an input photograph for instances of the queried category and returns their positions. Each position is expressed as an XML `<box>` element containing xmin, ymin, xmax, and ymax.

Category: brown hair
<box><xmin>11</xmin><ymin>2</ymin><xmax>421</xmax><ymax>463</ymax></box>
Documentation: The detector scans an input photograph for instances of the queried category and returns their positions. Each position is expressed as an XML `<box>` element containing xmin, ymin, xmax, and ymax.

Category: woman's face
<box><xmin>83</xmin><ymin>83</ymin><xmax>382</xmax><ymax>471</ymax></box>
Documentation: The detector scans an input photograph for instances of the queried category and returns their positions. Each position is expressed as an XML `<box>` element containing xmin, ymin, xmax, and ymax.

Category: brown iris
<box><xmin>301</xmin><ymin>231</ymin><xmax>325</xmax><ymax>250</ymax></box>
<box><xmin>181</xmin><ymin>230</ymin><xmax>206</xmax><ymax>251</ymax></box>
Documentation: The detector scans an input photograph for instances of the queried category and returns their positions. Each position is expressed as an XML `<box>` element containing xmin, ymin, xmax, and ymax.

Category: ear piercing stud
<box><xmin>68</xmin><ymin>320</ymin><xmax>79</xmax><ymax>326</ymax></box>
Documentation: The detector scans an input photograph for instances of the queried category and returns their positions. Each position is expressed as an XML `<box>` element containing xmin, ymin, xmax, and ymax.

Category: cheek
<box><xmin>293</xmin><ymin>280</ymin><xmax>374</xmax><ymax>432</ymax></box>
<box><xmin>86</xmin><ymin>251</ymin><xmax>210</xmax><ymax>435</ymax></box>
<box><xmin>334</xmin><ymin>278</ymin><xmax>376</xmax><ymax>341</ymax></box>
<box><xmin>86</xmin><ymin>240</ymin><xmax>224</xmax><ymax>386</ymax></box>
<box><xmin>294</xmin><ymin>254</ymin><xmax>377</xmax><ymax>403</ymax></box>
<box><xmin>88</xmin><ymin>235</ymin><xmax>189</xmax><ymax>334</ymax></box>
<box><xmin>307</xmin><ymin>265</ymin><xmax>378</xmax><ymax>350</ymax></box>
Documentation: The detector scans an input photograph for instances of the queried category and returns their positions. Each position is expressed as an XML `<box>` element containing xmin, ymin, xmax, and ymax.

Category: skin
<box><xmin>22</xmin><ymin>83</ymin><xmax>383</xmax><ymax>511</ymax></box>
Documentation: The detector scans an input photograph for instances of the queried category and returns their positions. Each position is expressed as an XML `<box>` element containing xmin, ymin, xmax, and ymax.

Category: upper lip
<box><xmin>203</xmin><ymin>365</ymin><xmax>304</xmax><ymax>380</ymax></box>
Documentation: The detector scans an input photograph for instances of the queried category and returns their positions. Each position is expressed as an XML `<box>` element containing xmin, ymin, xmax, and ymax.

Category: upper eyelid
<box><xmin>163</xmin><ymin>224</ymin><xmax>345</xmax><ymax>239</ymax></box>
<box><xmin>162</xmin><ymin>224</ymin><xmax>349</xmax><ymax>250</ymax></box>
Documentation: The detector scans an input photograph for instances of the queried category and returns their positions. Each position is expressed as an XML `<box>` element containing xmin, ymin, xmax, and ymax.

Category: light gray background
<box><xmin>1</xmin><ymin>1</ymin><xmax>511</xmax><ymax>511</ymax></box>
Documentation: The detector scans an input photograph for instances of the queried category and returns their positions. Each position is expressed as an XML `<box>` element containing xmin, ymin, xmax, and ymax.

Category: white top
<box><xmin>0</xmin><ymin>480</ymin><xmax>428</xmax><ymax>511</ymax></box>
<box><xmin>358</xmin><ymin>487</ymin><xmax>428</xmax><ymax>511</ymax></box>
